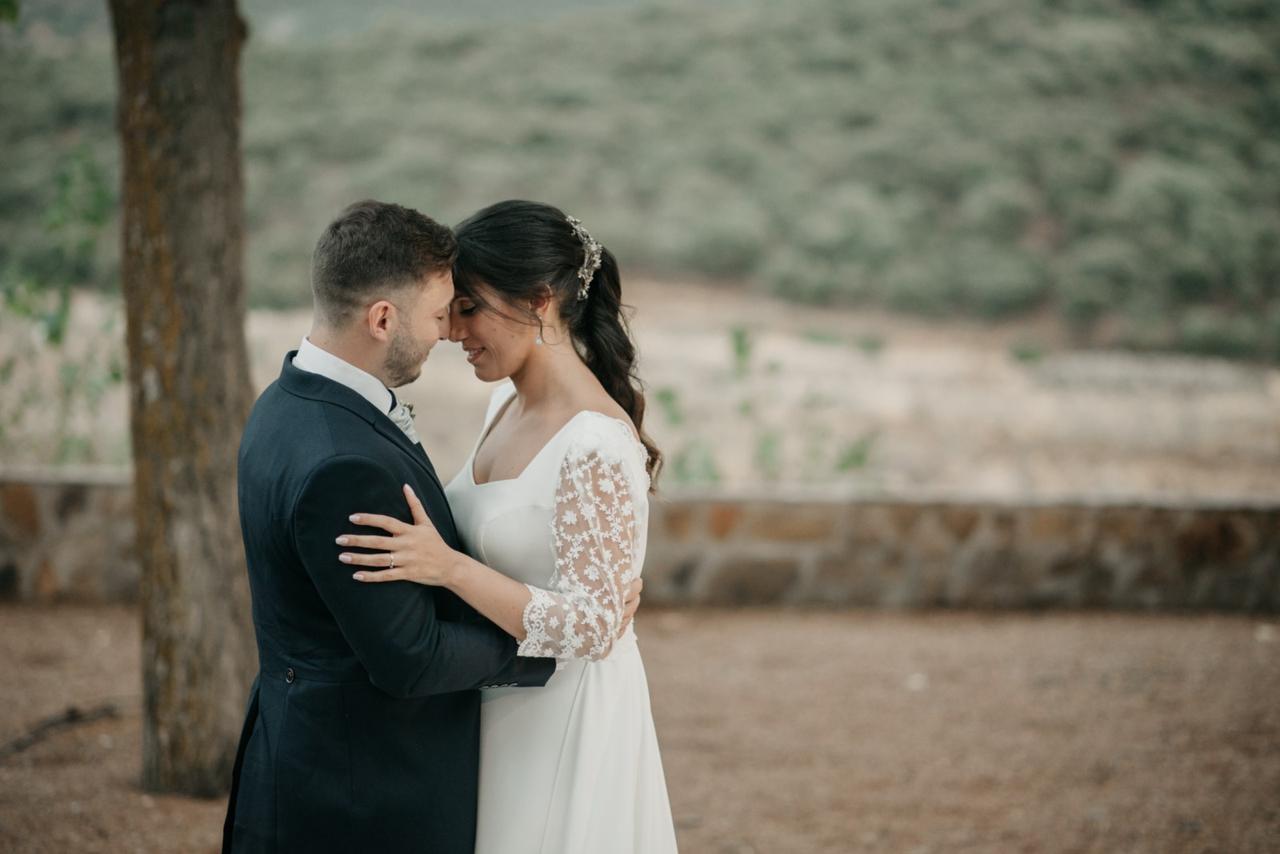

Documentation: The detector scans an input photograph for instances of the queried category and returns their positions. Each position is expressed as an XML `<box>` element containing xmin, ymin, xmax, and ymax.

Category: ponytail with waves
<box><xmin>573</xmin><ymin>248</ymin><xmax>661</xmax><ymax>484</ymax></box>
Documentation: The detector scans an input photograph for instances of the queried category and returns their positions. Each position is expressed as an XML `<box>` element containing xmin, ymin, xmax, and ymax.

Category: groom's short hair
<box><xmin>312</xmin><ymin>200</ymin><xmax>457</xmax><ymax>325</ymax></box>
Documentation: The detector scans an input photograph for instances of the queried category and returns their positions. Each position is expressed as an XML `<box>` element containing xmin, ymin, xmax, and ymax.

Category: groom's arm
<box><xmin>292</xmin><ymin>454</ymin><xmax>554</xmax><ymax>698</ymax></box>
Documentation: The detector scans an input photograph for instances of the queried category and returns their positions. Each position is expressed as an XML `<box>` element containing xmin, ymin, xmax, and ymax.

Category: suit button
<box><xmin>285</xmin><ymin>667</ymin><xmax>296</xmax><ymax>684</ymax></box>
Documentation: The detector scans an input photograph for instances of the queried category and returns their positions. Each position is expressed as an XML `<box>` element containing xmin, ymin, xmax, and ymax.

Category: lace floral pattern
<box><xmin>519</xmin><ymin>416</ymin><xmax>648</xmax><ymax>661</ymax></box>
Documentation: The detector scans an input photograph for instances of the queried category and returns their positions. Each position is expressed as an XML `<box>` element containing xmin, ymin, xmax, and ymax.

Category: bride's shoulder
<box><xmin>566</xmin><ymin>409</ymin><xmax>636</xmax><ymax>449</ymax></box>
<box><xmin>560</xmin><ymin>390</ymin><xmax>638</xmax><ymax>452</ymax></box>
<box><xmin>559</xmin><ymin>409</ymin><xmax>649</xmax><ymax>493</ymax></box>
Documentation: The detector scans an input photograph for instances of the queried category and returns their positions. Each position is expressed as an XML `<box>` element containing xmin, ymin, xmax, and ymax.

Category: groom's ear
<box><xmin>365</xmin><ymin>300</ymin><xmax>395</xmax><ymax>342</ymax></box>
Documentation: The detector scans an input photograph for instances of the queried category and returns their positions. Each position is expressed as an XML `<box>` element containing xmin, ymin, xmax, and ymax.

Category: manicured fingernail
<box><xmin>335</xmin><ymin>536</ymin><xmax>349</xmax><ymax>545</ymax></box>
<box><xmin>349</xmin><ymin>514</ymin><xmax>360</xmax><ymax>522</ymax></box>
<box><xmin>339</xmin><ymin>554</ymin><xmax>352</xmax><ymax>563</ymax></box>
<box><xmin>352</xmin><ymin>572</ymin><xmax>365</xmax><ymax>581</ymax></box>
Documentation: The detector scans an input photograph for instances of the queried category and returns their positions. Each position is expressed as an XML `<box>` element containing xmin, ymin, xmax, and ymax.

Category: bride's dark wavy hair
<box><xmin>453</xmin><ymin>200</ymin><xmax>661</xmax><ymax>487</ymax></box>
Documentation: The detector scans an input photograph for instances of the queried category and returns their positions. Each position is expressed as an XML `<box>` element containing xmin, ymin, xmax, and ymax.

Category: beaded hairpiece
<box><xmin>566</xmin><ymin>215</ymin><xmax>602</xmax><ymax>300</ymax></box>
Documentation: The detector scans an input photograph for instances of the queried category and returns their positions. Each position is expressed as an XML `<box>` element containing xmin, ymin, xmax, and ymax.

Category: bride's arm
<box><xmin>337</xmin><ymin>476</ymin><xmax>642</xmax><ymax>652</ymax></box>
<box><xmin>515</xmin><ymin>442</ymin><xmax>643</xmax><ymax>661</ymax></box>
<box><xmin>437</xmin><ymin>550</ymin><xmax>535</xmax><ymax>643</ymax></box>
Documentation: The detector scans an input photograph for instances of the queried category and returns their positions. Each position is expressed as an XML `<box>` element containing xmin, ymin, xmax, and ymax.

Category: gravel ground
<box><xmin>1</xmin><ymin>605</ymin><xmax>1278</xmax><ymax>853</ymax></box>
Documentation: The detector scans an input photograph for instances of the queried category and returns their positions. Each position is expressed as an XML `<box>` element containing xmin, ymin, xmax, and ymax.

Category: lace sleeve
<box><xmin>518</xmin><ymin>419</ymin><xmax>646</xmax><ymax>661</ymax></box>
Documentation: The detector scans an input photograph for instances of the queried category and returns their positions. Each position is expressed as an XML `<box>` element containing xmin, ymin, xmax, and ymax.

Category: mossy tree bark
<box><xmin>108</xmin><ymin>0</ymin><xmax>255</xmax><ymax>796</ymax></box>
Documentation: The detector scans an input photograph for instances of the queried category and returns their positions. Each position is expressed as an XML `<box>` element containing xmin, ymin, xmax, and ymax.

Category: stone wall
<box><xmin>0</xmin><ymin>469</ymin><xmax>137</xmax><ymax>602</ymax></box>
<box><xmin>646</xmin><ymin>491</ymin><xmax>1280</xmax><ymax>610</ymax></box>
<box><xmin>2</xmin><ymin>470</ymin><xmax>1277</xmax><ymax>611</ymax></box>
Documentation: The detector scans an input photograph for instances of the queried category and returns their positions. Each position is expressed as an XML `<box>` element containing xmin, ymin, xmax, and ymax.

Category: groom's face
<box><xmin>383</xmin><ymin>270</ymin><xmax>454</xmax><ymax>388</ymax></box>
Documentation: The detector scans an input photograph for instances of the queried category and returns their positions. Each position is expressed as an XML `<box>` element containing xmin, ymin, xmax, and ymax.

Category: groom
<box><xmin>223</xmin><ymin>201</ymin><xmax>638</xmax><ymax>853</ymax></box>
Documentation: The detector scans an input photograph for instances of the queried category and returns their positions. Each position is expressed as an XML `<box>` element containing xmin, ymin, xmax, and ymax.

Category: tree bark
<box><xmin>107</xmin><ymin>0</ymin><xmax>255</xmax><ymax>796</ymax></box>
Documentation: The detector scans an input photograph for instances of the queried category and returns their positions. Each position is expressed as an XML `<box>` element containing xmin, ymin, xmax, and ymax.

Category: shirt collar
<box><xmin>292</xmin><ymin>337</ymin><xmax>394</xmax><ymax>415</ymax></box>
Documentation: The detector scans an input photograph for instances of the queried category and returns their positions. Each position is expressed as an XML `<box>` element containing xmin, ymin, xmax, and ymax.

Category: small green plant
<box><xmin>670</xmin><ymin>439</ymin><xmax>721</xmax><ymax>486</ymax></box>
<box><xmin>729</xmin><ymin>325</ymin><xmax>753</xmax><ymax>378</ymax></box>
<box><xmin>856</xmin><ymin>333</ymin><xmax>886</xmax><ymax>357</ymax></box>
<box><xmin>1009</xmin><ymin>339</ymin><xmax>1046</xmax><ymax>365</ymax></box>
<box><xmin>802</xmin><ymin>328</ymin><xmax>844</xmax><ymax>346</ymax></box>
<box><xmin>753</xmin><ymin>430</ymin><xmax>782</xmax><ymax>481</ymax></box>
<box><xmin>653</xmin><ymin>385</ymin><xmax>684</xmax><ymax>426</ymax></box>
<box><xmin>800</xmin><ymin>424</ymin><xmax>832</xmax><ymax>480</ymax></box>
<box><xmin>835</xmin><ymin>431</ymin><xmax>878</xmax><ymax>473</ymax></box>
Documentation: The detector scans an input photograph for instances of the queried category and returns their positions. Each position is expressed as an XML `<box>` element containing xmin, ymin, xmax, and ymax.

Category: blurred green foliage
<box><xmin>729</xmin><ymin>326</ymin><xmax>753</xmax><ymax>378</ymax></box>
<box><xmin>835</xmin><ymin>432</ymin><xmax>877</xmax><ymax>473</ymax></box>
<box><xmin>0</xmin><ymin>145</ymin><xmax>123</xmax><ymax>463</ymax></box>
<box><xmin>753</xmin><ymin>430</ymin><xmax>782</xmax><ymax>481</ymax></box>
<box><xmin>5</xmin><ymin>0</ymin><xmax>1280</xmax><ymax>360</ymax></box>
<box><xmin>669</xmin><ymin>438</ymin><xmax>721</xmax><ymax>486</ymax></box>
<box><xmin>653</xmin><ymin>385</ymin><xmax>684</xmax><ymax>426</ymax></box>
<box><xmin>855</xmin><ymin>333</ymin><xmax>885</xmax><ymax>357</ymax></box>
<box><xmin>2</xmin><ymin>146</ymin><xmax>111</xmax><ymax>341</ymax></box>
<box><xmin>1009</xmin><ymin>338</ymin><xmax>1047</xmax><ymax>365</ymax></box>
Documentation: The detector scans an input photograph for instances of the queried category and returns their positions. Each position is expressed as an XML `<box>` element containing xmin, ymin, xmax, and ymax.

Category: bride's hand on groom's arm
<box><xmin>338</xmin><ymin>484</ymin><xmax>463</xmax><ymax>587</ymax></box>
<box><xmin>339</xmin><ymin>483</ymin><xmax>643</xmax><ymax>641</ymax></box>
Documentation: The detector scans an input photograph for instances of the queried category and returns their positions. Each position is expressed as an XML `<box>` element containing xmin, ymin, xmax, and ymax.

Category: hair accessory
<box><xmin>566</xmin><ymin>215</ymin><xmax>602</xmax><ymax>300</ymax></box>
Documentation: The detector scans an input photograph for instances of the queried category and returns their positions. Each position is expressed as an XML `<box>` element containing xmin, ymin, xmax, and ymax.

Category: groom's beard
<box><xmin>384</xmin><ymin>321</ymin><xmax>431</xmax><ymax>388</ymax></box>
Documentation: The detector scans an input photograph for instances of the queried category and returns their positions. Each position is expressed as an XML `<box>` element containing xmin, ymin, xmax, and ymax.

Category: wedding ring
<box><xmin>389</xmin><ymin>555</ymin><xmax>395</xmax><ymax>571</ymax></box>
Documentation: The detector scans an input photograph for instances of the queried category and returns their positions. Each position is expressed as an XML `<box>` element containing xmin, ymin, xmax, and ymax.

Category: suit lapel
<box><xmin>277</xmin><ymin>351</ymin><xmax>445</xmax><ymax>496</ymax></box>
<box><xmin>371</xmin><ymin>416</ymin><xmax>445</xmax><ymax>496</ymax></box>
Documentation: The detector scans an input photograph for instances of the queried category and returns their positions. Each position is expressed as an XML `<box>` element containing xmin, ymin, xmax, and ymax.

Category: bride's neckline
<box><xmin>468</xmin><ymin>387</ymin><xmax>638</xmax><ymax>488</ymax></box>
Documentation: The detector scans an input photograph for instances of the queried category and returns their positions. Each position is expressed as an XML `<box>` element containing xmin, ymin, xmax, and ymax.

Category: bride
<box><xmin>337</xmin><ymin>200</ymin><xmax>679</xmax><ymax>853</ymax></box>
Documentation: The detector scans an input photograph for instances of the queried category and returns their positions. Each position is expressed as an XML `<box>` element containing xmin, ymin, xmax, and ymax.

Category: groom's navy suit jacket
<box><xmin>224</xmin><ymin>353</ymin><xmax>554</xmax><ymax>854</ymax></box>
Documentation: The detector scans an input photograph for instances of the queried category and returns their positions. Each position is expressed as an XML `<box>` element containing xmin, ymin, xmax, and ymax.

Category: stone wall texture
<box><xmin>0</xmin><ymin>470</ymin><xmax>137</xmax><ymax>602</ymax></box>
<box><xmin>2</xmin><ymin>470</ymin><xmax>1277</xmax><ymax>611</ymax></box>
<box><xmin>646</xmin><ymin>492</ymin><xmax>1279</xmax><ymax>611</ymax></box>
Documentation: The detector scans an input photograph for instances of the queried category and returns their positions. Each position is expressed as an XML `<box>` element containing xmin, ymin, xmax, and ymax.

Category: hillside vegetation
<box><xmin>4</xmin><ymin>0</ymin><xmax>1279</xmax><ymax>359</ymax></box>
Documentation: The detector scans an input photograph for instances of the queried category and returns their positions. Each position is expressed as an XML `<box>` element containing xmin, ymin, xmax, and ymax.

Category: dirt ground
<box><xmin>1</xmin><ymin>605</ymin><xmax>1277</xmax><ymax>853</ymax></box>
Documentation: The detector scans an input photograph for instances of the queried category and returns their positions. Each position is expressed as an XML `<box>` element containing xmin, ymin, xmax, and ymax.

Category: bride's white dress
<box><xmin>444</xmin><ymin>381</ymin><xmax>678</xmax><ymax>854</ymax></box>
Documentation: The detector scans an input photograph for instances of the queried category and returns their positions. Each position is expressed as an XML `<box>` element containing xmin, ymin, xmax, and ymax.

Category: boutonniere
<box><xmin>404</xmin><ymin>402</ymin><xmax>416</xmax><ymax>419</ymax></box>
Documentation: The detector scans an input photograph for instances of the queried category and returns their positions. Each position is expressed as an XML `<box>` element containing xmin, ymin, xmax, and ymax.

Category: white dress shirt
<box><xmin>292</xmin><ymin>337</ymin><xmax>421</xmax><ymax>448</ymax></box>
<box><xmin>293</xmin><ymin>337</ymin><xmax>395</xmax><ymax>415</ymax></box>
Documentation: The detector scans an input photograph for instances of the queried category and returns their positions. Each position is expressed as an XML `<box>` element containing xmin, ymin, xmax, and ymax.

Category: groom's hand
<box><xmin>620</xmin><ymin>577</ymin><xmax>643</xmax><ymax>636</ymax></box>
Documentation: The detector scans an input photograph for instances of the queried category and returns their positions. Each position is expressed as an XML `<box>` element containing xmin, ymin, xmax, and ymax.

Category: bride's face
<box><xmin>448</xmin><ymin>283</ymin><xmax>538</xmax><ymax>382</ymax></box>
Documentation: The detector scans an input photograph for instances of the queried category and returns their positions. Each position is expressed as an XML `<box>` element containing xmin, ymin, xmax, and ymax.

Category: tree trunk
<box><xmin>108</xmin><ymin>0</ymin><xmax>255</xmax><ymax>796</ymax></box>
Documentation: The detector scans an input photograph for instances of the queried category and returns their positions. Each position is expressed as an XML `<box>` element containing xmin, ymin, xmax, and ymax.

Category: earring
<box><xmin>535</xmin><ymin>333</ymin><xmax>544</xmax><ymax>346</ymax></box>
